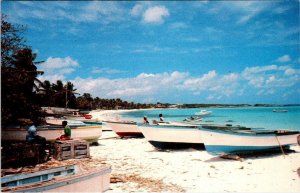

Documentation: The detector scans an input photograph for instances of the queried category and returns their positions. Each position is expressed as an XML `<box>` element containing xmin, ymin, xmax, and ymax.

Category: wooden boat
<box><xmin>198</xmin><ymin>126</ymin><xmax>300</xmax><ymax>155</ymax></box>
<box><xmin>104</xmin><ymin>120</ymin><xmax>143</xmax><ymax>138</ymax></box>
<box><xmin>138</xmin><ymin>123</ymin><xmax>203</xmax><ymax>149</ymax></box>
<box><xmin>1</xmin><ymin>164</ymin><xmax>111</xmax><ymax>192</ymax></box>
<box><xmin>1</xmin><ymin>124</ymin><xmax>102</xmax><ymax>144</ymax></box>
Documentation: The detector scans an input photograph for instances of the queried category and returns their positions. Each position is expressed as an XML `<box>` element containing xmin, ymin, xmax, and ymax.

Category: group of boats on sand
<box><xmin>2</xmin><ymin>109</ymin><xmax>299</xmax><ymax>156</ymax></box>
<box><xmin>2</xmin><ymin>109</ymin><xmax>299</xmax><ymax>192</ymax></box>
<box><xmin>105</xmin><ymin>120</ymin><xmax>300</xmax><ymax>155</ymax></box>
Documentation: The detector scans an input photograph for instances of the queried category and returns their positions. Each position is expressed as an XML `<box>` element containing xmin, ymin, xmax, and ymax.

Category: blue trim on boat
<box><xmin>149</xmin><ymin>140</ymin><xmax>204</xmax><ymax>150</ymax></box>
<box><xmin>199</xmin><ymin>127</ymin><xmax>299</xmax><ymax>137</ymax></box>
<box><xmin>204</xmin><ymin>144</ymin><xmax>291</xmax><ymax>155</ymax></box>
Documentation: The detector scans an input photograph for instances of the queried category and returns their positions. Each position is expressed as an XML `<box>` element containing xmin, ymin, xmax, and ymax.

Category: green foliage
<box><xmin>1</xmin><ymin>48</ymin><xmax>44</xmax><ymax>124</ymax></box>
<box><xmin>1</xmin><ymin>15</ymin><xmax>44</xmax><ymax>125</ymax></box>
<box><xmin>38</xmin><ymin>80</ymin><xmax>77</xmax><ymax>109</ymax></box>
<box><xmin>1</xmin><ymin>14</ymin><xmax>27</xmax><ymax>68</ymax></box>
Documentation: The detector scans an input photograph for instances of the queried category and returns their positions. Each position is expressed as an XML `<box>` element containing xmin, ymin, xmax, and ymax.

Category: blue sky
<box><xmin>2</xmin><ymin>1</ymin><xmax>300</xmax><ymax>104</ymax></box>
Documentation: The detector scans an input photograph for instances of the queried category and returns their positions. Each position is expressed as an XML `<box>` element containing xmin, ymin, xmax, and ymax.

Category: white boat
<box><xmin>273</xmin><ymin>109</ymin><xmax>288</xmax><ymax>112</ymax></box>
<box><xmin>156</xmin><ymin>121</ymin><xmax>201</xmax><ymax>127</ymax></box>
<box><xmin>46</xmin><ymin>117</ymin><xmax>87</xmax><ymax>126</ymax></box>
<box><xmin>194</xmin><ymin>109</ymin><xmax>212</xmax><ymax>116</ymax></box>
<box><xmin>198</xmin><ymin>126</ymin><xmax>300</xmax><ymax>155</ymax></box>
<box><xmin>138</xmin><ymin>123</ymin><xmax>203</xmax><ymax>149</ymax></box>
<box><xmin>104</xmin><ymin>120</ymin><xmax>143</xmax><ymax>138</ymax></box>
<box><xmin>1</xmin><ymin>124</ymin><xmax>102</xmax><ymax>144</ymax></box>
<box><xmin>1</xmin><ymin>164</ymin><xmax>111</xmax><ymax>192</ymax></box>
<box><xmin>183</xmin><ymin>117</ymin><xmax>203</xmax><ymax>122</ymax></box>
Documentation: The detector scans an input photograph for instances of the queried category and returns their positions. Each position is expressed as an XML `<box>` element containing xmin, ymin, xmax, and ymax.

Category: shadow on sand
<box><xmin>204</xmin><ymin>148</ymin><xmax>297</xmax><ymax>162</ymax></box>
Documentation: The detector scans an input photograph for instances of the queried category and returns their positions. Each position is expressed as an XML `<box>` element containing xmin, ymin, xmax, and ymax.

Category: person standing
<box><xmin>143</xmin><ymin>116</ymin><xmax>149</xmax><ymax>124</ymax></box>
<box><xmin>159</xmin><ymin>114</ymin><xmax>164</xmax><ymax>122</ymax></box>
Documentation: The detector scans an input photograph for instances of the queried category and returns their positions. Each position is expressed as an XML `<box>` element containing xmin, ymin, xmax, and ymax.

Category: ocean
<box><xmin>120</xmin><ymin>106</ymin><xmax>300</xmax><ymax>131</ymax></box>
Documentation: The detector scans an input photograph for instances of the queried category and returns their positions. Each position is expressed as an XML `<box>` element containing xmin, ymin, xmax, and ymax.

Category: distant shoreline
<box><xmin>90</xmin><ymin>104</ymin><xmax>300</xmax><ymax>112</ymax></box>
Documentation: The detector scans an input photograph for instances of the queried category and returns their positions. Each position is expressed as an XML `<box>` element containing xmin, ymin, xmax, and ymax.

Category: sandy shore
<box><xmin>88</xmin><ymin>109</ymin><xmax>300</xmax><ymax>192</ymax></box>
<box><xmin>89</xmin><ymin>109</ymin><xmax>141</xmax><ymax>122</ymax></box>
<box><xmin>90</xmin><ymin>131</ymin><xmax>300</xmax><ymax>192</ymax></box>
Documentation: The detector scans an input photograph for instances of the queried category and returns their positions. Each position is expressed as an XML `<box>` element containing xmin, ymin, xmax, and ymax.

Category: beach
<box><xmin>87</xmin><ymin>110</ymin><xmax>300</xmax><ymax>192</ymax></box>
<box><xmin>91</xmin><ymin>131</ymin><xmax>300</xmax><ymax>192</ymax></box>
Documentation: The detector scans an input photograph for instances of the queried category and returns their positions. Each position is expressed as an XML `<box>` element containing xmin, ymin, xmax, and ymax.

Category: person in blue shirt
<box><xmin>26</xmin><ymin>120</ymin><xmax>46</xmax><ymax>147</ymax></box>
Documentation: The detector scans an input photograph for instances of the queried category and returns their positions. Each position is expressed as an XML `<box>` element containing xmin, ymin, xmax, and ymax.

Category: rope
<box><xmin>275</xmin><ymin>135</ymin><xmax>286</xmax><ymax>158</ymax></box>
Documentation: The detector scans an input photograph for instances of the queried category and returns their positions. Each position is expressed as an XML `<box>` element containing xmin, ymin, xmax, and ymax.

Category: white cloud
<box><xmin>38</xmin><ymin>65</ymin><xmax>300</xmax><ymax>103</ymax></box>
<box><xmin>131</xmin><ymin>4</ymin><xmax>144</xmax><ymax>16</ymax></box>
<box><xmin>91</xmin><ymin>67</ymin><xmax>124</xmax><ymax>74</ymax></box>
<box><xmin>38</xmin><ymin>56</ymin><xmax>80</xmax><ymax>82</ymax></box>
<box><xmin>7</xmin><ymin>1</ymin><xmax>125</xmax><ymax>25</ymax></box>
<box><xmin>284</xmin><ymin>68</ymin><xmax>296</xmax><ymax>76</ymax></box>
<box><xmin>242</xmin><ymin>64</ymin><xmax>300</xmax><ymax>89</ymax></box>
<box><xmin>276</xmin><ymin>55</ymin><xmax>291</xmax><ymax>62</ymax></box>
<box><xmin>143</xmin><ymin>6</ymin><xmax>169</xmax><ymax>24</ymax></box>
<box><xmin>212</xmin><ymin>1</ymin><xmax>273</xmax><ymax>24</ymax></box>
<box><xmin>179</xmin><ymin>70</ymin><xmax>240</xmax><ymax>98</ymax></box>
<box><xmin>41</xmin><ymin>57</ymin><xmax>79</xmax><ymax>69</ymax></box>
<box><xmin>72</xmin><ymin>71</ymin><xmax>188</xmax><ymax>101</ymax></box>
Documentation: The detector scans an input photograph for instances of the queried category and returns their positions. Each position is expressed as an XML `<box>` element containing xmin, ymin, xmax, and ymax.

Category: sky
<box><xmin>2</xmin><ymin>1</ymin><xmax>300</xmax><ymax>104</ymax></box>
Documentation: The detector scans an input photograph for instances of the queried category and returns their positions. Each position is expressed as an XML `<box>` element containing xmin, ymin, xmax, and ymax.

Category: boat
<box><xmin>273</xmin><ymin>109</ymin><xmax>288</xmax><ymax>112</ymax></box>
<box><xmin>198</xmin><ymin>126</ymin><xmax>300</xmax><ymax>155</ymax></box>
<box><xmin>1</xmin><ymin>124</ymin><xmax>102</xmax><ymax>144</ymax></box>
<box><xmin>194</xmin><ymin>109</ymin><xmax>212</xmax><ymax>116</ymax></box>
<box><xmin>183</xmin><ymin>117</ymin><xmax>203</xmax><ymax>122</ymax></box>
<box><xmin>46</xmin><ymin>117</ymin><xmax>87</xmax><ymax>126</ymax></box>
<box><xmin>156</xmin><ymin>121</ymin><xmax>201</xmax><ymax>127</ymax></box>
<box><xmin>138</xmin><ymin>123</ymin><xmax>203</xmax><ymax>149</ymax></box>
<box><xmin>1</xmin><ymin>164</ymin><xmax>111</xmax><ymax>192</ymax></box>
<box><xmin>46</xmin><ymin>117</ymin><xmax>104</xmax><ymax>127</ymax></box>
<box><xmin>104</xmin><ymin>120</ymin><xmax>143</xmax><ymax>138</ymax></box>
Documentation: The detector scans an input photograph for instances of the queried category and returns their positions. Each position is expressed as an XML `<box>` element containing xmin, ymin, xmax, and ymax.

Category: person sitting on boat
<box><xmin>143</xmin><ymin>116</ymin><xmax>149</xmax><ymax>124</ymax></box>
<box><xmin>159</xmin><ymin>114</ymin><xmax>164</xmax><ymax>122</ymax></box>
<box><xmin>57</xmin><ymin>121</ymin><xmax>72</xmax><ymax>140</ymax></box>
<box><xmin>26</xmin><ymin>120</ymin><xmax>47</xmax><ymax>148</ymax></box>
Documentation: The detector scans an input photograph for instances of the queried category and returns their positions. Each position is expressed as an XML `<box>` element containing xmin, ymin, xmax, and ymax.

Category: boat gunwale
<box><xmin>104</xmin><ymin>120</ymin><xmax>137</xmax><ymax>125</ymax></box>
<box><xmin>199</xmin><ymin>127</ymin><xmax>300</xmax><ymax>136</ymax></box>
<box><xmin>137</xmin><ymin>123</ymin><xmax>199</xmax><ymax>129</ymax></box>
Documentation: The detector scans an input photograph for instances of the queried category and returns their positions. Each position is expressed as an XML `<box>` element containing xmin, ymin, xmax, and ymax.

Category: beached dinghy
<box><xmin>138</xmin><ymin>123</ymin><xmax>203</xmax><ymax>149</ymax></box>
<box><xmin>104</xmin><ymin>120</ymin><xmax>143</xmax><ymax>138</ymax></box>
<box><xmin>1</xmin><ymin>164</ymin><xmax>111</xmax><ymax>192</ymax></box>
<box><xmin>198</xmin><ymin>126</ymin><xmax>300</xmax><ymax>155</ymax></box>
<box><xmin>1</xmin><ymin>124</ymin><xmax>102</xmax><ymax>144</ymax></box>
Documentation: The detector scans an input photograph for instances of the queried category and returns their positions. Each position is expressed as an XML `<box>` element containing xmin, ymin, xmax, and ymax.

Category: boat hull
<box><xmin>199</xmin><ymin>128</ymin><xmax>299</xmax><ymax>155</ymax></box>
<box><xmin>138</xmin><ymin>124</ymin><xmax>203</xmax><ymax>149</ymax></box>
<box><xmin>105</xmin><ymin>121</ymin><xmax>143</xmax><ymax>137</ymax></box>
<box><xmin>1</xmin><ymin>125</ymin><xmax>102</xmax><ymax>143</ymax></box>
<box><xmin>1</xmin><ymin>165</ymin><xmax>111</xmax><ymax>193</ymax></box>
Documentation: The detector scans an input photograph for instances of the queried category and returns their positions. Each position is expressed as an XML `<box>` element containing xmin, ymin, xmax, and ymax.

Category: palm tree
<box><xmin>2</xmin><ymin>48</ymin><xmax>44</xmax><ymax>124</ymax></box>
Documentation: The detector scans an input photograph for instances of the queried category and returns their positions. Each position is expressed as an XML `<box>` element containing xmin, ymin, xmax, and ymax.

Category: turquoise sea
<box><xmin>120</xmin><ymin>106</ymin><xmax>300</xmax><ymax>131</ymax></box>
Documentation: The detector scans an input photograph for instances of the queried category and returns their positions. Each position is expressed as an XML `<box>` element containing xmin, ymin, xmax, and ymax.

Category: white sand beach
<box><xmin>90</xmin><ymin>131</ymin><xmax>300</xmax><ymax>192</ymax></box>
<box><xmin>87</xmin><ymin>109</ymin><xmax>300</xmax><ymax>192</ymax></box>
